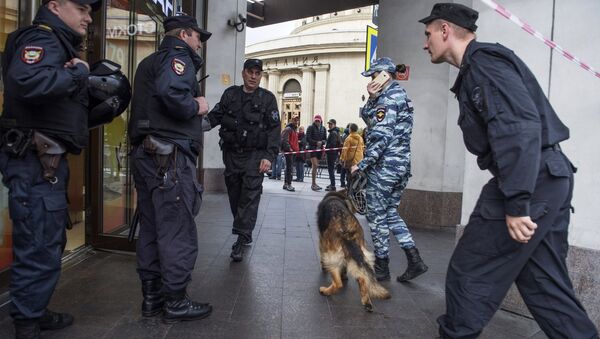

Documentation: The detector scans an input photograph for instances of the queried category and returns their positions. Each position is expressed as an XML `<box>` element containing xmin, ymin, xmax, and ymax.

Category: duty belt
<box><xmin>0</xmin><ymin>129</ymin><xmax>66</xmax><ymax>184</ymax></box>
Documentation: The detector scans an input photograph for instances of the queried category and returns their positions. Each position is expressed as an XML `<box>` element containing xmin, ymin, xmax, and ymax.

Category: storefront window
<box><xmin>0</xmin><ymin>0</ymin><xmax>20</xmax><ymax>272</ymax></box>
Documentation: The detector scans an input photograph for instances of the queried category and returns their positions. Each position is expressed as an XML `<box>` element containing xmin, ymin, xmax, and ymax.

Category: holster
<box><xmin>32</xmin><ymin>131</ymin><xmax>66</xmax><ymax>183</ymax></box>
<box><xmin>142</xmin><ymin>135</ymin><xmax>174</xmax><ymax>174</ymax></box>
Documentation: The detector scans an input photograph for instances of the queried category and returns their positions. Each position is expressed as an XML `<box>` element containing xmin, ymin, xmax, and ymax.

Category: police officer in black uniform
<box><xmin>0</xmin><ymin>0</ymin><xmax>101</xmax><ymax>337</ymax></box>
<box><xmin>420</xmin><ymin>3</ymin><xmax>598</xmax><ymax>338</ymax></box>
<box><xmin>128</xmin><ymin>15</ymin><xmax>212</xmax><ymax>323</ymax></box>
<box><xmin>206</xmin><ymin>59</ymin><xmax>280</xmax><ymax>262</ymax></box>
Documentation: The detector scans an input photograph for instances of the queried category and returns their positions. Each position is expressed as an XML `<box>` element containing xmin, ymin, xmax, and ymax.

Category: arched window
<box><xmin>283</xmin><ymin>79</ymin><xmax>301</xmax><ymax>95</ymax></box>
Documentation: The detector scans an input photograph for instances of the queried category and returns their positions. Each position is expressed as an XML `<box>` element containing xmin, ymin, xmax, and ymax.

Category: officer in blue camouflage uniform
<box><xmin>351</xmin><ymin>57</ymin><xmax>428</xmax><ymax>282</ymax></box>
<box><xmin>421</xmin><ymin>3</ymin><xmax>598</xmax><ymax>338</ymax></box>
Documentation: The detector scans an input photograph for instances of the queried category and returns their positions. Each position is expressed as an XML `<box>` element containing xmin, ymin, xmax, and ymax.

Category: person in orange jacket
<box><xmin>339</xmin><ymin>123</ymin><xmax>364</xmax><ymax>173</ymax></box>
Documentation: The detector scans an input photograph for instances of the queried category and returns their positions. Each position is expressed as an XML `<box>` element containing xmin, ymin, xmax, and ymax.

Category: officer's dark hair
<box><xmin>165</xmin><ymin>27</ymin><xmax>194</xmax><ymax>38</ymax></box>
<box><xmin>349</xmin><ymin>123</ymin><xmax>358</xmax><ymax>132</ymax></box>
<box><xmin>431</xmin><ymin>19</ymin><xmax>473</xmax><ymax>39</ymax></box>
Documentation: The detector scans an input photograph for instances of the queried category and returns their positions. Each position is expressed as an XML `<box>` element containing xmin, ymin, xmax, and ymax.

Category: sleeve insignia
<box><xmin>271</xmin><ymin>110</ymin><xmax>280</xmax><ymax>122</ymax></box>
<box><xmin>21</xmin><ymin>46</ymin><xmax>44</xmax><ymax>64</ymax></box>
<box><xmin>375</xmin><ymin>108</ymin><xmax>386</xmax><ymax>122</ymax></box>
<box><xmin>171</xmin><ymin>58</ymin><xmax>186</xmax><ymax>76</ymax></box>
<box><xmin>471</xmin><ymin>86</ymin><xmax>485</xmax><ymax>112</ymax></box>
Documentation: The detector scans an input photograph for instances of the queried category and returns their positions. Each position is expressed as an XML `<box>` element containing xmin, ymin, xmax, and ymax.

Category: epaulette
<box><xmin>37</xmin><ymin>24</ymin><xmax>53</xmax><ymax>32</ymax></box>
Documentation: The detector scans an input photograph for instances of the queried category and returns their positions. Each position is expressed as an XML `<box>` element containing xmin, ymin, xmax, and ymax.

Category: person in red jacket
<box><xmin>281</xmin><ymin>118</ymin><xmax>299</xmax><ymax>191</ymax></box>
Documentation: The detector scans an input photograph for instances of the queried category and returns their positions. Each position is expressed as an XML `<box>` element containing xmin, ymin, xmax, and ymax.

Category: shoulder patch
<box><xmin>171</xmin><ymin>58</ymin><xmax>186</xmax><ymax>76</ymax></box>
<box><xmin>21</xmin><ymin>46</ymin><xmax>44</xmax><ymax>64</ymax></box>
<box><xmin>271</xmin><ymin>110</ymin><xmax>280</xmax><ymax>122</ymax></box>
<box><xmin>375</xmin><ymin>107</ymin><xmax>386</xmax><ymax>122</ymax></box>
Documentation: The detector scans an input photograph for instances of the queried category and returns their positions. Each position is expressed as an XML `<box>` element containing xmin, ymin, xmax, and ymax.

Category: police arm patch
<box><xmin>271</xmin><ymin>110</ymin><xmax>280</xmax><ymax>122</ymax></box>
<box><xmin>375</xmin><ymin>107</ymin><xmax>386</xmax><ymax>122</ymax></box>
<box><xmin>171</xmin><ymin>58</ymin><xmax>186</xmax><ymax>76</ymax></box>
<box><xmin>21</xmin><ymin>46</ymin><xmax>44</xmax><ymax>64</ymax></box>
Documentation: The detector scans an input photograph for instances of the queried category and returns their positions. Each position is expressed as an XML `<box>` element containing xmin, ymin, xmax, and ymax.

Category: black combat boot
<box><xmin>397</xmin><ymin>247</ymin><xmax>428</xmax><ymax>282</ymax></box>
<box><xmin>230</xmin><ymin>235</ymin><xmax>248</xmax><ymax>262</ymax></box>
<box><xmin>374</xmin><ymin>256</ymin><xmax>390</xmax><ymax>281</ymax></box>
<box><xmin>14</xmin><ymin>319</ymin><xmax>40</xmax><ymax>339</ymax></box>
<box><xmin>163</xmin><ymin>290</ymin><xmax>212</xmax><ymax>324</ymax></box>
<box><xmin>39</xmin><ymin>309</ymin><xmax>73</xmax><ymax>331</ymax></box>
<box><xmin>141</xmin><ymin>279</ymin><xmax>164</xmax><ymax>317</ymax></box>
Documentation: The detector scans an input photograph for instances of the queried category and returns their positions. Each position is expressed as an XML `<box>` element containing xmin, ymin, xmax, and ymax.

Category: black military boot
<box><xmin>230</xmin><ymin>235</ymin><xmax>247</xmax><ymax>262</ymax></box>
<box><xmin>374</xmin><ymin>256</ymin><xmax>390</xmax><ymax>281</ymax></box>
<box><xmin>14</xmin><ymin>319</ymin><xmax>41</xmax><ymax>339</ymax></box>
<box><xmin>39</xmin><ymin>309</ymin><xmax>74</xmax><ymax>331</ymax></box>
<box><xmin>141</xmin><ymin>279</ymin><xmax>164</xmax><ymax>317</ymax></box>
<box><xmin>163</xmin><ymin>290</ymin><xmax>212</xmax><ymax>324</ymax></box>
<box><xmin>397</xmin><ymin>247</ymin><xmax>428</xmax><ymax>282</ymax></box>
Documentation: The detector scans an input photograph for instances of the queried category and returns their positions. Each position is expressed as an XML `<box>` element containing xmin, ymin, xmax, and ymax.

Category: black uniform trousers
<box><xmin>438</xmin><ymin>148</ymin><xmax>598</xmax><ymax>339</ymax></box>
<box><xmin>223</xmin><ymin>150</ymin><xmax>264</xmax><ymax>242</ymax></box>
<box><xmin>284</xmin><ymin>154</ymin><xmax>294</xmax><ymax>186</ymax></box>
<box><xmin>0</xmin><ymin>150</ymin><xmax>69</xmax><ymax>320</ymax></box>
<box><xmin>326</xmin><ymin>152</ymin><xmax>338</xmax><ymax>187</ymax></box>
<box><xmin>131</xmin><ymin>145</ymin><xmax>202</xmax><ymax>293</ymax></box>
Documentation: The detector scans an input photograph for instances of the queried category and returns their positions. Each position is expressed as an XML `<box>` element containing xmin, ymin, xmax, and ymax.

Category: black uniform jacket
<box><xmin>207</xmin><ymin>85</ymin><xmax>280</xmax><ymax>163</ymax></box>
<box><xmin>129</xmin><ymin>36</ymin><xmax>203</xmax><ymax>146</ymax></box>
<box><xmin>451</xmin><ymin>40</ymin><xmax>570</xmax><ymax>217</ymax></box>
<box><xmin>1</xmin><ymin>6</ymin><xmax>89</xmax><ymax>153</ymax></box>
<box><xmin>326</xmin><ymin>127</ymin><xmax>341</xmax><ymax>150</ymax></box>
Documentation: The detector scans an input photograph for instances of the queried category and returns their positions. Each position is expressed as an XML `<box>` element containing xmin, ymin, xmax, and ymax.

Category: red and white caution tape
<box><xmin>479</xmin><ymin>0</ymin><xmax>600</xmax><ymax>79</ymax></box>
<box><xmin>281</xmin><ymin>145</ymin><xmax>358</xmax><ymax>155</ymax></box>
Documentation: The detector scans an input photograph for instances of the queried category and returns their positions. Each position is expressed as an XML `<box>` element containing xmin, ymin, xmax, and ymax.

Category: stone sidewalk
<box><xmin>0</xmin><ymin>176</ymin><xmax>546</xmax><ymax>338</ymax></box>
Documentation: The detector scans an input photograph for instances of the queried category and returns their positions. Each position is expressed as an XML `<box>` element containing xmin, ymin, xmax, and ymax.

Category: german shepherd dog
<box><xmin>317</xmin><ymin>190</ymin><xmax>391</xmax><ymax>311</ymax></box>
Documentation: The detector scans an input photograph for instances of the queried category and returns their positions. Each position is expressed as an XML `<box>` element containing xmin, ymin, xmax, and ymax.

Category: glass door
<box><xmin>89</xmin><ymin>0</ymin><xmax>206</xmax><ymax>251</ymax></box>
<box><xmin>89</xmin><ymin>0</ymin><xmax>163</xmax><ymax>251</ymax></box>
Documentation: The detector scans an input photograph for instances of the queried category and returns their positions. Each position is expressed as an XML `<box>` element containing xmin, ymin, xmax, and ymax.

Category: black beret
<box><xmin>419</xmin><ymin>3</ymin><xmax>479</xmax><ymax>32</ymax></box>
<box><xmin>243</xmin><ymin>59</ymin><xmax>263</xmax><ymax>71</ymax></box>
<box><xmin>163</xmin><ymin>15</ymin><xmax>212</xmax><ymax>42</ymax></box>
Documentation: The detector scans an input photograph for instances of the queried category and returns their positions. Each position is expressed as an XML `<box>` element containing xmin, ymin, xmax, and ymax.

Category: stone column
<box><xmin>266</xmin><ymin>70</ymin><xmax>281</xmax><ymax>112</ymax></box>
<box><xmin>312</xmin><ymin>64</ymin><xmax>330</xmax><ymax>121</ymax></box>
<box><xmin>260</xmin><ymin>73</ymin><xmax>268</xmax><ymax>91</ymax></box>
<box><xmin>300</xmin><ymin>67</ymin><xmax>315</xmax><ymax>128</ymax></box>
<box><xmin>203</xmin><ymin>0</ymin><xmax>247</xmax><ymax>192</ymax></box>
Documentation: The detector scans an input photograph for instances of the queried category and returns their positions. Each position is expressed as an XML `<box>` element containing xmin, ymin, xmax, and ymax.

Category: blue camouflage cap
<box><xmin>361</xmin><ymin>57</ymin><xmax>396</xmax><ymax>77</ymax></box>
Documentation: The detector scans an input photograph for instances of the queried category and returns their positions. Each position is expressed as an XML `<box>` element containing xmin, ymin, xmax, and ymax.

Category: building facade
<box><xmin>245</xmin><ymin>7</ymin><xmax>373</xmax><ymax>130</ymax></box>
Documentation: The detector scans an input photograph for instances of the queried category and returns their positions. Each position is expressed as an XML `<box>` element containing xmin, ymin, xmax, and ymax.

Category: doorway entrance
<box><xmin>87</xmin><ymin>0</ymin><xmax>164</xmax><ymax>251</ymax></box>
<box><xmin>281</xmin><ymin>79</ymin><xmax>302</xmax><ymax>128</ymax></box>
